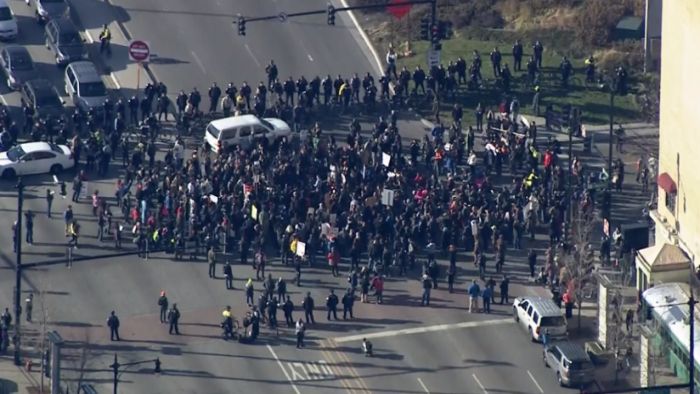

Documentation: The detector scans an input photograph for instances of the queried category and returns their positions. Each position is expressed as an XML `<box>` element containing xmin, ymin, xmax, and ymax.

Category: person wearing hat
<box><xmin>158</xmin><ymin>291</ymin><xmax>168</xmax><ymax>323</ymax></box>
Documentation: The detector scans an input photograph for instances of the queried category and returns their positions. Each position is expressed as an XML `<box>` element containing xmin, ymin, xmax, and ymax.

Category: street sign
<box><xmin>428</xmin><ymin>47</ymin><xmax>440</xmax><ymax>68</ymax></box>
<box><xmin>278</xmin><ymin>12</ymin><xmax>288</xmax><ymax>22</ymax></box>
<box><xmin>128</xmin><ymin>40</ymin><xmax>150</xmax><ymax>62</ymax></box>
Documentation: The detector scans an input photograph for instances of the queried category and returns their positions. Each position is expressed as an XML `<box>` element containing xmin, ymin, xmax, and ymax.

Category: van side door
<box><xmin>66</xmin><ymin>66</ymin><xmax>77</xmax><ymax>99</ymax></box>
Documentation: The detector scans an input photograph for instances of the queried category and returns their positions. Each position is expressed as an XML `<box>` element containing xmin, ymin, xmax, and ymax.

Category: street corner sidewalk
<box><xmin>68</xmin><ymin>0</ymin><xmax>148</xmax><ymax>95</ymax></box>
<box><xmin>0</xmin><ymin>356</ymin><xmax>46</xmax><ymax>394</ymax></box>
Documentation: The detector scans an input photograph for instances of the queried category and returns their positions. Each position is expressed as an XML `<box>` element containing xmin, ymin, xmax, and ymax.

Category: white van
<box><xmin>0</xmin><ymin>0</ymin><xmax>18</xmax><ymax>41</ymax></box>
<box><xmin>513</xmin><ymin>296</ymin><xmax>568</xmax><ymax>342</ymax></box>
<box><xmin>204</xmin><ymin>114</ymin><xmax>293</xmax><ymax>153</ymax></box>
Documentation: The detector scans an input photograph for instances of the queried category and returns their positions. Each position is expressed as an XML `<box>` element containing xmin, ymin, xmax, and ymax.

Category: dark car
<box><xmin>21</xmin><ymin>79</ymin><xmax>64</xmax><ymax>120</ymax></box>
<box><xmin>33</xmin><ymin>0</ymin><xmax>69</xmax><ymax>23</ymax></box>
<box><xmin>45</xmin><ymin>17</ymin><xmax>85</xmax><ymax>66</ymax></box>
<box><xmin>0</xmin><ymin>46</ymin><xmax>36</xmax><ymax>90</ymax></box>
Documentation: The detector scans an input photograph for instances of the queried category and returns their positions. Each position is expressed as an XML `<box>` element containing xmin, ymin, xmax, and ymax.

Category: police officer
<box><xmin>326</xmin><ymin>289</ymin><xmax>339</xmax><ymax>320</ymax></box>
<box><xmin>283</xmin><ymin>296</ymin><xmax>295</xmax><ymax>327</ymax></box>
<box><xmin>342</xmin><ymin>290</ymin><xmax>354</xmax><ymax>320</ymax></box>
<box><xmin>107</xmin><ymin>311</ymin><xmax>120</xmax><ymax>341</ymax></box>
<box><xmin>99</xmin><ymin>24</ymin><xmax>111</xmax><ymax>55</ymax></box>
<box><xmin>208</xmin><ymin>83</ymin><xmax>221</xmax><ymax>113</ymax></box>
<box><xmin>302</xmin><ymin>292</ymin><xmax>315</xmax><ymax>324</ymax></box>
<box><xmin>512</xmin><ymin>39</ymin><xmax>523</xmax><ymax>71</ymax></box>
<box><xmin>168</xmin><ymin>304</ymin><xmax>181</xmax><ymax>335</ymax></box>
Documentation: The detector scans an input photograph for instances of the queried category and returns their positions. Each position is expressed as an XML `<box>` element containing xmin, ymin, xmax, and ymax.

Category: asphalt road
<box><xmin>98</xmin><ymin>0</ymin><xmax>382</xmax><ymax>100</ymax></box>
<box><xmin>0</xmin><ymin>1</ymin><xmax>648</xmax><ymax>393</ymax></box>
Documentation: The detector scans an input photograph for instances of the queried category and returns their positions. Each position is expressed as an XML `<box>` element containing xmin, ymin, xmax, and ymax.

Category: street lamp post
<box><xmin>13</xmin><ymin>178</ymin><xmax>24</xmax><ymax>366</ymax></box>
<box><xmin>110</xmin><ymin>353</ymin><xmax>162</xmax><ymax>394</ymax></box>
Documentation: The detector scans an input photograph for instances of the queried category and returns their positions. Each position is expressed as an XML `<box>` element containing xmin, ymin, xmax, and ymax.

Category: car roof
<box><xmin>25</xmin><ymin>79</ymin><xmax>56</xmax><ymax>98</ymax></box>
<box><xmin>520</xmin><ymin>296</ymin><xmax>562</xmax><ymax>316</ymax></box>
<box><xmin>550</xmin><ymin>341</ymin><xmax>590</xmax><ymax>361</ymax></box>
<box><xmin>67</xmin><ymin>61</ymin><xmax>100</xmax><ymax>79</ymax></box>
<box><xmin>52</xmin><ymin>17</ymin><xmax>78</xmax><ymax>32</ymax></box>
<box><xmin>21</xmin><ymin>142</ymin><xmax>54</xmax><ymax>153</ymax></box>
<box><xmin>4</xmin><ymin>46</ymin><xmax>30</xmax><ymax>58</ymax></box>
<box><xmin>209</xmin><ymin>114</ymin><xmax>262</xmax><ymax>130</ymax></box>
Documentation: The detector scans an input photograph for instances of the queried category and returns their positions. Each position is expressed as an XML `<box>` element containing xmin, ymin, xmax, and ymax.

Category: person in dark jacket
<box><xmin>326</xmin><ymin>289</ymin><xmax>339</xmax><ymax>320</ymax></box>
<box><xmin>342</xmin><ymin>290</ymin><xmax>355</xmax><ymax>319</ymax></box>
<box><xmin>283</xmin><ymin>296</ymin><xmax>295</xmax><ymax>327</ymax></box>
<box><xmin>168</xmin><ymin>304</ymin><xmax>181</xmax><ymax>335</ymax></box>
<box><xmin>224</xmin><ymin>262</ymin><xmax>233</xmax><ymax>289</ymax></box>
<box><xmin>157</xmin><ymin>290</ymin><xmax>168</xmax><ymax>323</ymax></box>
<box><xmin>302</xmin><ymin>292</ymin><xmax>315</xmax><ymax>324</ymax></box>
<box><xmin>107</xmin><ymin>311</ymin><xmax>120</xmax><ymax>341</ymax></box>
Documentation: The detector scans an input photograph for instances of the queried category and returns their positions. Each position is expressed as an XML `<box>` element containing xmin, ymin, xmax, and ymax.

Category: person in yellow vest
<box><xmin>99</xmin><ymin>24</ymin><xmax>112</xmax><ymax>55</ymax></box>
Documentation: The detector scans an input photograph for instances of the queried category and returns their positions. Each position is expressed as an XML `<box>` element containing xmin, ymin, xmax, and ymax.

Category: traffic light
<box><xmin>419</xmin><ymin>17</ymin><xmax>430</xmax><ymax>41</ymax></box>
<box><xmin>327</xmin><ymin>4</ymin><xmax>336</xmax><ymax>25</ymax></box>
<box><xmin>237</xmin><ymin>15</ymin><xmax>246</xmax><ymax>36</ymax></box>
<box><xmin>430</xmin><ymin>23</ymin><xmax>440</xmax><ymax>44</ymax></box>
<box><xmin>438</xmin><ymin>20</ymin><xmax>453</xmax><ymax>40</ymax></box>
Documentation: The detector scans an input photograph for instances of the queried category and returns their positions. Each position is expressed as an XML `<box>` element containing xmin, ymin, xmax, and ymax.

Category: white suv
<box><xmin>513</xmin><ymin>296</ymin><xmax>567</xmax><ymax>342</ymax></box>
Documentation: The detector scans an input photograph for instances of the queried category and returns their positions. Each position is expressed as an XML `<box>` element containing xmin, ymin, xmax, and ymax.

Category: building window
<box><xmin>665</xmin><ymin>191</ymin><xmax>676</xmax><ymax>213</ymax></box>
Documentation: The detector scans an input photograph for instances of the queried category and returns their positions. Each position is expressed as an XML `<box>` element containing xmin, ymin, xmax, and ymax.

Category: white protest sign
<box><xmin>382</xmin><ymin>153</ymin><xmax>391</xmax><ymax>167</ymax></box>
<box><xmin>381</xmin><ymin>189</ymin><xmax>395</xmax><ymax>206</ymax></box>
<box><xmin>296</xmin><ymin>241</ymin><xmax>306</xmax><ymax>257</ymax></box>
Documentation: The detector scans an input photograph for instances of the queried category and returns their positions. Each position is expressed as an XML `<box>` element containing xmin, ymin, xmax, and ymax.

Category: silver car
<box><xmin>543</xmin><ymin>341</ymin><xmax>595</xmax><ymax>388</ymax></box>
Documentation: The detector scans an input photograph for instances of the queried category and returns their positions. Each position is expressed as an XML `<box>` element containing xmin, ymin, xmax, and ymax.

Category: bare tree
<box><xmin>559</xmin><ymin>208</ymin><xmax>596</xmax><ymax>330</ymax></box>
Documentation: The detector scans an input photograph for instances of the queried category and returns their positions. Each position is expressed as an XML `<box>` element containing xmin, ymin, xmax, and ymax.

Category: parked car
<box><xmin>513</xmin><ymin>296</ymin><xmax>568</xmax><ymax>342</ymax></box>
<box><xmin>543</xmin><ymin>341</ymin><xmax>595</xmax><ymax>387</ymax></box>
<box><xmin>64</xmin><ymin>61</ymin><xmax>107</xmax><ymax>113</ymax></box>
<box><xmin>20</xmin><ymin>79</ymin><xmax>64</xmax><ymax>120</ymax></box>
<box><xmin>0</xmin><ymin>0</ymin><xmax>18</xmax><ymax>40</ymax></box>
<box><xmin>0</xmin><ymin>46</ymin><xmax>36</xmax><ymax>90</ymax></box>
<box><xmin>0</xmin><ymin>141</ymin><xmax>73</xmax><ymax>178</ymax></box>
<box><xmin>45</xmin><ymin>17</ymin><xmax>85</xmax><ymax>65</ymax></box>
<box><xmin>204</xmin><ymin>114</ymin><xmax>297</xmax><ymax>153</ymax></box>
<box><xmin>33</xmin><ymin>0</ymin><xmax>69</xmax><ymax>23</ymax></box>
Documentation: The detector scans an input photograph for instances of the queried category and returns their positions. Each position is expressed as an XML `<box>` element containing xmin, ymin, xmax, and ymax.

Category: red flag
<box><xmin>387</xmin><ymin>0</ymin><xmax>411</xmax><ymax>19</ymax></box>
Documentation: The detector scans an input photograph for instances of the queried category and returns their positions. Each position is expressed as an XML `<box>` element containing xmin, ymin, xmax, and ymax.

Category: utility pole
<box><xmin>690</xmin><ymin>294</ymin><xmax>696</xmax><ymax>394</ymax></box>
<box><xmin>13</xmin><ymin>178</ymin><xmax>24</xmax><ymax>366</ymax></box>
<box><xmin>110</xmin><ymin>354</ymin><xmax>119</xmax><ymax>394</ymax></box>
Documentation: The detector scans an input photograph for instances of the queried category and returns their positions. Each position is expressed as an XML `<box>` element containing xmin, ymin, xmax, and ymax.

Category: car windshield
<box><xmin>259</xmin><ymin>119</ymin><xmax>274</xmax><ymax>130</ymax></box>
<box><xmin>10</xmin><ymin>54</ymin><xmax>32</xmax><ymax>71</ymax></box>
<box><xmin>541</xmin><ymin>316</ymin><xmax>566</xmax><ymax>326</ymax></box>
<box><xmin>6</xmin><ymin>145</ymin><xmax>25</xmax><ymax>162</ymax></box>
<box><xmin>59</xmin><ymin>32</ymin><xmax>81</xmax><ymax>45</ymax></box>
<box><xmin>36</xmin><ymin>91</ymin><xmax>61</xmax><ymax>107</ymax></box>
<box><xmin>49</xmin><ymin>143</ymin><xmax>63</xmax><ymax>153</ymax></box>
<box><xmin>0</xmin><ymin>7</ymin><xmax>12</xmax><ymax>21</ymax></box>
<box><xmin>79</xmin><ymin>82</ymin><xmax>106</xmax><ymax>97</ymax></box>
<box><xmin>207</xmin><ymin>124</ymin><xmax>220</xmax><ymax>139</ymax></box>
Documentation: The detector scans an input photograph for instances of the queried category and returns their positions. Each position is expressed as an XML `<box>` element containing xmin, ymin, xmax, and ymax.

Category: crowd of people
<box><xmin>1</xmin><ymin>37</ymin><xmax>635</xmax><ymax>351</ymax></box>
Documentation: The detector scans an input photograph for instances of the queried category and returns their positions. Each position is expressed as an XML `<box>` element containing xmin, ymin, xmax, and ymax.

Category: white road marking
<box><xmin>527</xmin><ymin>370</ymin><xmax>545</xmax><ymax>393</ymax></box>
<box><xmin>339</xmin><ymin>0</ymin><xmax>383</xmax><ymax>74</ymax></box>
<box><xmin>52</xmin><ymin>175</ymin><xmax>59</xmax><ymax>184</ymax></box>
<box><xmin>0</xmin><ymin>93</ymin><xmax>7</xmax><ymax>106</ymax></box>
<box><xmin>190</xmin><ymin>50</ymin><xmax>207</xmax><ymax>74</ymax></box>
<box><xmin>417</xmin><ymin>377</ymin><xmax>430</xmax><ymax>393</ymax></box>
<box><xmin>84</xmin><ymin>30</ymin><xmax>94</xmax><ymax>44</ymax></box>
<box><xmin>472</xmin><ymin>374</ymin><xmax>487</xmax><ymax>393</ymax></box>
<box><xmin>266</xmin><ymin>345</ymin><xmax>301</xmax><ymax>394</ymax></box>
<box><xmin>334</xmin><ymin>318</ymin><xmax>513</xmax><ymax>343</ymax></box>
<box><xmin>109</xmin><ymin>73</ymin><xmax>121</xmax><ymax>90</ymax></box>
<box><xmin>307</xmin><ymin>53</ymin><xmax>314</xmax><ymax>62</ymax></box>
<box><xmin>244</xmin><ymin>44</ymin><xmax>261</xmax><ymax>67</ymax></box>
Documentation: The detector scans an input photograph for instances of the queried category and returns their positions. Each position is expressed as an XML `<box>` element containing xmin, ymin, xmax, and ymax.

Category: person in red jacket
<box><xmin>327</xmin><ymin>247</ymin><xmax>340</xmax><ymax>277</ymax></box>
<box><xmin>371</xmin><ymin>275</ymin><xmax>384</xmax><ymax>304</ymax></box>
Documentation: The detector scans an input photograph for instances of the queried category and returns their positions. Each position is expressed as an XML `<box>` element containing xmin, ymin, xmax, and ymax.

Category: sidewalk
<box><xmin>0</xmin><ymin>356</ymin><xmax>45</xmax><ymax>394</ymax></box>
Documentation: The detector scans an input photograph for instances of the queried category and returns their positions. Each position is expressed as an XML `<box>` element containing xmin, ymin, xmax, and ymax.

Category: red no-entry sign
<box><xmin>128</xmin><ymin>40</ymin><xmax>150</xmax><ymax>62</ymax></box>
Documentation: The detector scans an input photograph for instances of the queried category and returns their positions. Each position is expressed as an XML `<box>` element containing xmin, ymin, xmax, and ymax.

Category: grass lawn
<box><xmin>394</xmin><ymin>36</ymin><xmax>640</xmax><ymax>125</ymax></box>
